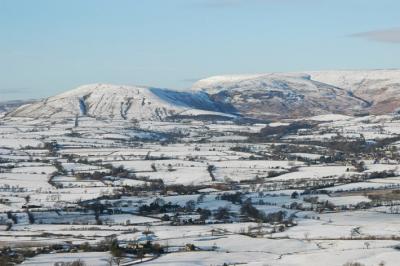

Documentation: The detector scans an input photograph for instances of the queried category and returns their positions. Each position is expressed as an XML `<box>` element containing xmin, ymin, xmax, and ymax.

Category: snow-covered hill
<box><xmin>0</xmin><ymin>100</ymin><xmax>36</xmax><ymax>118</ymax></box>
<box><xmin>8</xmin><ymin>69</ymin><xmax>400</xmax><ymax>121</ymax></box>
<box><xmin>8</xmin><ymin>84</ymin><xmax>235</xmax><ymax>121</ymax></box>
<box><xmin>192</xmin><ymin>73</ymin><xmax>369</xmax><ymax>119</ymax></box>
<box><xmin>309</xmin><ymin>69</ymin><xmax>400</xmax><ymax>114</ymax></box>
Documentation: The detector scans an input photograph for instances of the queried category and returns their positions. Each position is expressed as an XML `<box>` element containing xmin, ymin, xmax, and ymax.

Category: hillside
<box><xmin>192</xmin><ymin>73</ymin><xmax>369</xmax><ymax>119</ymax></box>
<box><xmin>8</xmin><ymin>84</ymin><xmax>235</xmax><ymax>121</ymax></box>
<box><xmin>8</xmin><ymin>70</ymin><xmax>400</xmax><ymax>121</ymax></box>
<box><xmin>309</xmin><ymin>69</ymin><xmax>400</xmax><ymax>114</ymax></box>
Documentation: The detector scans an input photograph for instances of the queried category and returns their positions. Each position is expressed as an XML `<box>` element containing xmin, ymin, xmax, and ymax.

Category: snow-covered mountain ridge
<box><xmin>309</xmin><ymin>70</ymin><xmax>400</xmax><ymax>114</ymax></box>
<box><xmin>8</xmin><ymin>84</ymin><xmax>236</xmax><ymax>121</ymax></box>
<box><xmin>7</xmin><ymin>69</ymin><xmax>400</xmax><ymax>121</ymax></box>
<box><xmin>192</xmin><ymin>72</ymin><xmax>369</xmax><ymax>119</ymax></box>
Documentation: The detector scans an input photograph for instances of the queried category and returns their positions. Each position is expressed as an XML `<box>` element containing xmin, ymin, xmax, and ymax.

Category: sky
<box><xmin>1</xmin><ymin>0</ymin><xmax>400</xmax><ymax>101</ymax></box>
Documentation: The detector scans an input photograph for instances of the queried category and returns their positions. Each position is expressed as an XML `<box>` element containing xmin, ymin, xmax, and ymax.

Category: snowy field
<box><xmin>2</xmin><ymin>115</ymin><xmax>400</xmax><ymax>265</ymax></box>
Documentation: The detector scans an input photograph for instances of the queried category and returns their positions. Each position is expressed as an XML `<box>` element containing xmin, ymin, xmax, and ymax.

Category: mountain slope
<box><xmin>8</xmin><ymin>84</ymin><xmax>235</xmax><ymax>121</ymax></box>
<box><xmin>8</xmin><ymin>69</ymin><xmax>400</xmax><ymax>121</ymax></box>
<box><xmin>0</xmin><ymin>100</ymin><xmax>36</xmax><ymax>118</ymax></box>
<box><xmin>309</xmin><ymin>69</ymin><xmax>400</xmax><ymax>114</ymax></box>
<box><xmin>192</xmin><ymin>73</ymin><xmax>369</xmax><ymax>119</ymax></box>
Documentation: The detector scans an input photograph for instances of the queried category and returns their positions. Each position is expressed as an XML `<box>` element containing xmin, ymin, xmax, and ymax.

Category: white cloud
<box><xmin>351</xmin><ymin>28</ymin><xmax>400</xmax><ymax>43</ymax></box>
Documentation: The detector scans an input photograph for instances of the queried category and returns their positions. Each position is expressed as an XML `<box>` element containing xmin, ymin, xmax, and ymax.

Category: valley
<box><xmin>2</xmin><ymin>102</ymin><xmax>400</xmax><ymax>265</ymax></box>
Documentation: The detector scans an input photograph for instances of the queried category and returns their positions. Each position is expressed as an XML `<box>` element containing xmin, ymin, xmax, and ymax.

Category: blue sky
<box><xmin>1</xmin><ymin>0</ymin><xmax>400</xmax><ymax>100</ymax></box>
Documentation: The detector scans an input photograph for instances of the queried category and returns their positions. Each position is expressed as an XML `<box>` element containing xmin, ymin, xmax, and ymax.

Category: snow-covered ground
<box><xmin>2</xmin><ymin>112</ymin><xmax>400</xmax><ymax>265</ymax></box>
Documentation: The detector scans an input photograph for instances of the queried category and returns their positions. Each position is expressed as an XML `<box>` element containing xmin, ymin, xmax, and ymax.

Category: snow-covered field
<box><xmin>2</xmin><ymin>114</ymin><xmax>400</xmax><ymax>265</ymax></box>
